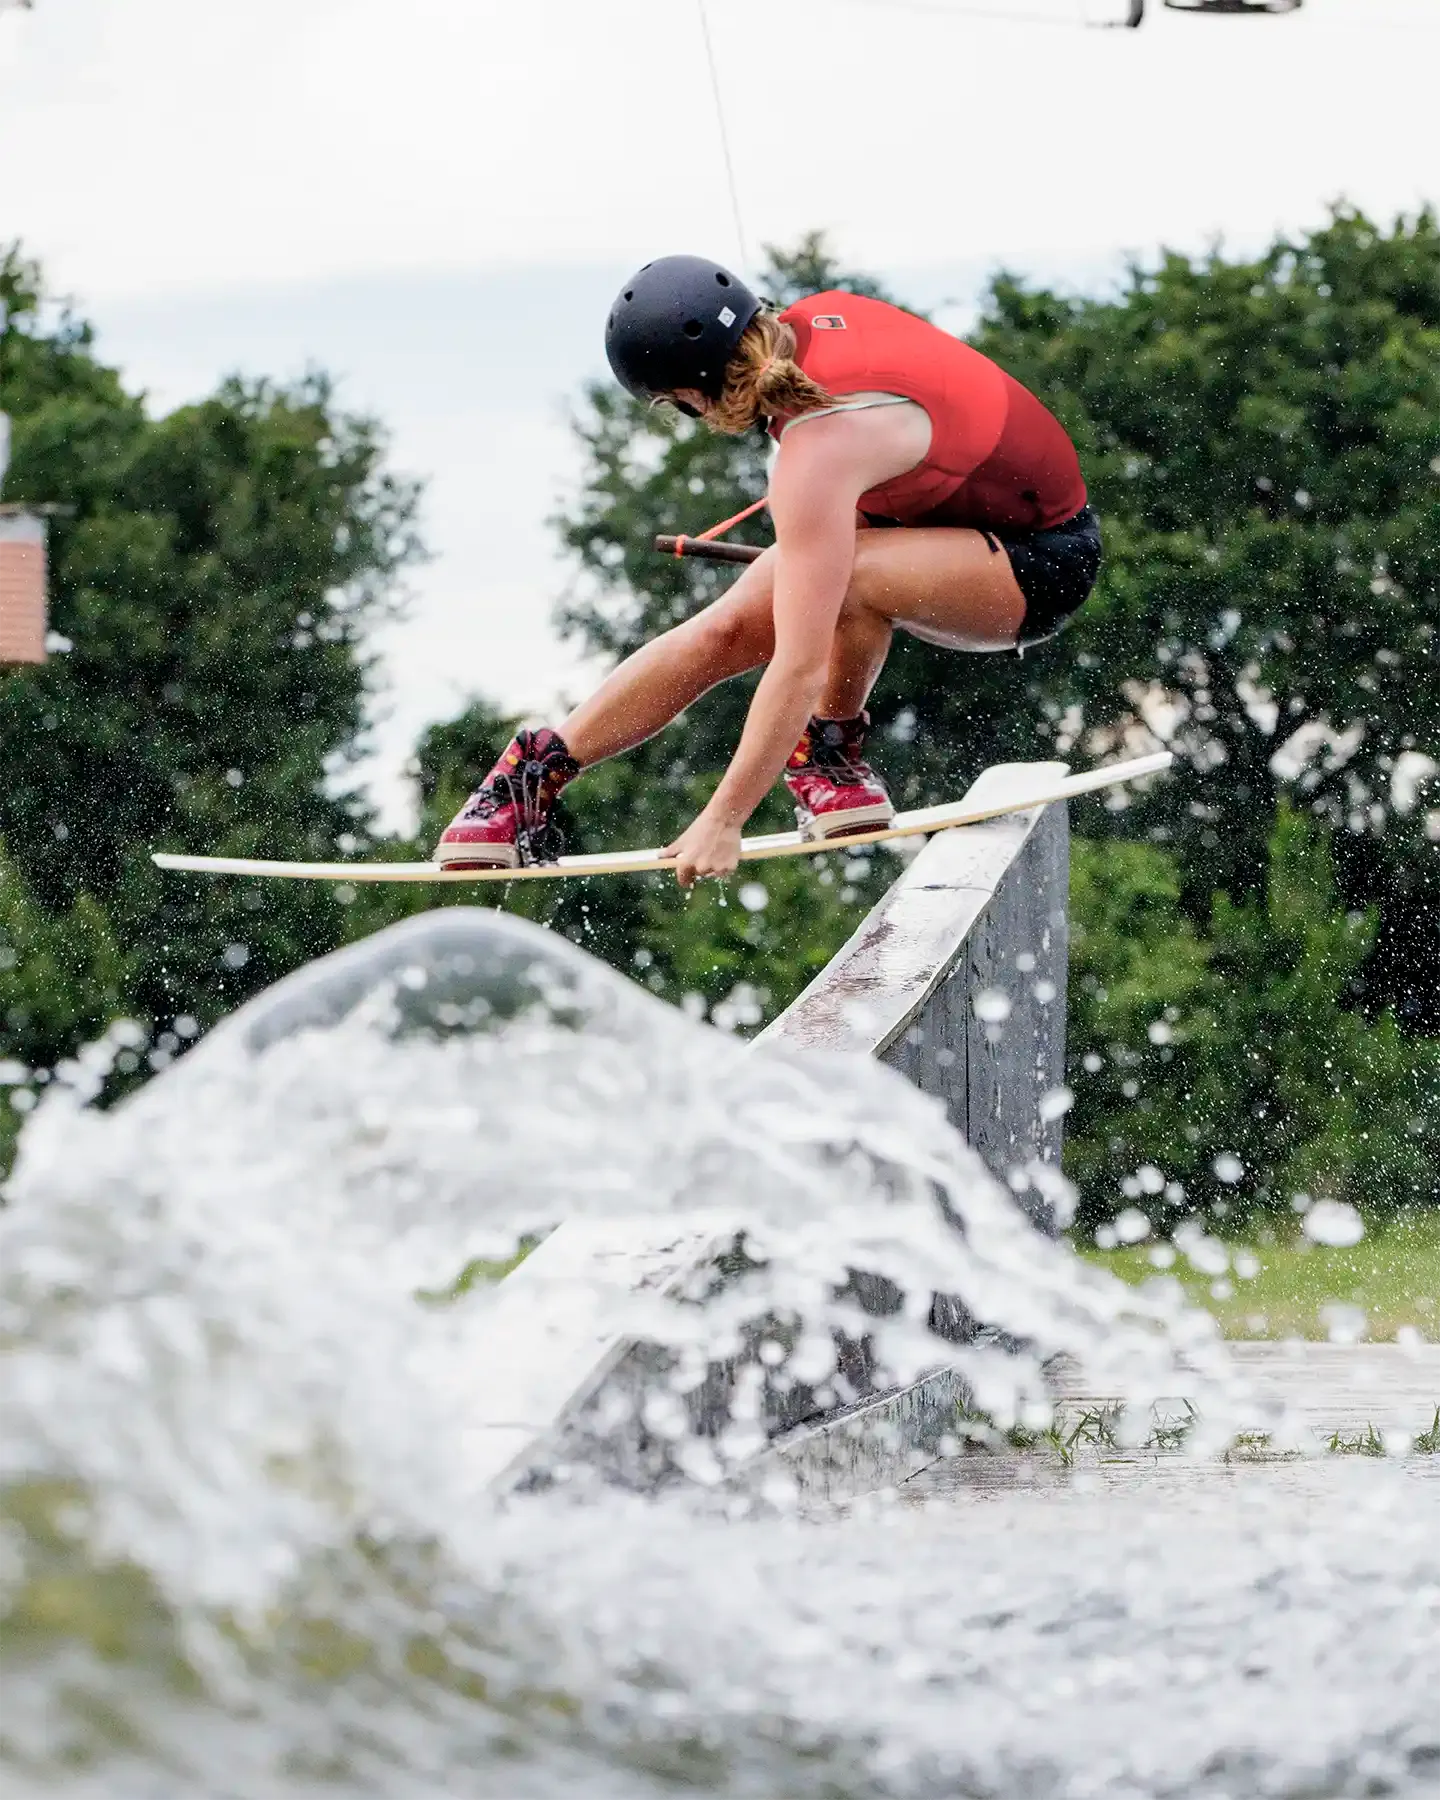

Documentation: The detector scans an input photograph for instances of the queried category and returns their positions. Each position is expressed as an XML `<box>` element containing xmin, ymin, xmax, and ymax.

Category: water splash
<box><xmin>0</xmin><ymin>907</ymin><xmax>1299</xmax><ymax>1798</ymax></box>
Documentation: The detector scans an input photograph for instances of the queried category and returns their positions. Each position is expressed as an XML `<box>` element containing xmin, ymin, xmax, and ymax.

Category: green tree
<box><xmin>0</xmin><ymin>840</ymin><xmax>131</xmax><ymax>1167</ymax></box>
<box><xmin>967</xmin><ymin>207</ymin><xmax>1440</xmax><ymax>1030</ymax></box>
<box><xmin>1068</xmin><ymin>811</ymin><xmax>1440</xmax><ymax>1231</ymax></box>
<box><xmin>0</xmin><ymin>245</ymin><xmax>421</xmax><ymax>1101</ymax></box>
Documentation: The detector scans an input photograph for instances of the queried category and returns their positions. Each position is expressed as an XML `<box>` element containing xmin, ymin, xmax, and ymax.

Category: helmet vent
<box><xmin>623</xmin><ymin>289</ymin><xmax>634</xmax><ymax>301</ymax></box>
<box><xmin>715</xmin><ymin>272</ymin><xmax>731</xmax><ymax>286</ymax></box>
<box><xmin>682</xmin><ymin>319</ymin><xmax>704</xmax><ymax>338</ymax></box>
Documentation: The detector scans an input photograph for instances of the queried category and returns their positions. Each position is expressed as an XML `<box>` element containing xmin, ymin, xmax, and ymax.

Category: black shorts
<box><xmin>982</xmin><ymin>505</ymin><xmax>1102</xmax><ymax>649</ymax></box>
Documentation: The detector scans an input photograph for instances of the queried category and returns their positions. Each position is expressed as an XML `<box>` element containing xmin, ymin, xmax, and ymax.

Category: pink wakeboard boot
<box><xmin>783</xmin><ymin>712</ymin><xmax>895</xmax><ymax>841</ymax></box>
<box><xmin>435</xmin><ymin>727</ymin><xmax>580</xmax><ymax>869</ymax></box>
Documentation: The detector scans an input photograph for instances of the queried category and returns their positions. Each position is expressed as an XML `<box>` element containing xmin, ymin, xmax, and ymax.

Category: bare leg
<box><xmin>560</xmin><ymin>527</ymin><xmax>1025</xmax><ymax>765</ymax></box>
<box><xmin>818</xmin><ymin>527</ymin><xmax>1027</xmax><ymax>717</ymax></box>
<box><xmin>816</xmin><ymin>600</ymin><xmax>892</xmax><ymax>720</ymax></box>
<box><xmin>560</xmin><ymin>551</ymin><xmax>777</xmax><ymax>765</ymax></box>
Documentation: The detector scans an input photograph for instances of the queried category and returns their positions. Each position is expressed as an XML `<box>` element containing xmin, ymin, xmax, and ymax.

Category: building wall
<box><xmin>0</xmin><ymin>513</ymin><xmax>48</xmax><ymax>664</ymax></box>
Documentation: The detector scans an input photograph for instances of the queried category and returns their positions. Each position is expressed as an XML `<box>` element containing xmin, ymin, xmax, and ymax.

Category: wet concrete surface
<box><xmin>899</xmin><ymin>1343</ymin><xmax>1440</xmax><ymax>1512</ymax></box>
<box><xmin>904</xmin><ymin>1446</ymin><xmax>1440</xmax><ymax>1505</ymax></box>
<box><xmin>1051</xmin><ymin>1339</ymin><xmax>1440</xmax><ymax>1444</ymax></box>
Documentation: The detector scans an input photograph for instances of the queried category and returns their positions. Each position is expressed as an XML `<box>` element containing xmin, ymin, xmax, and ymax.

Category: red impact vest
<box><xmin>771</xmin><ymin>291</ymin><xmax>1087</xmax><ymax>532</ymax></box>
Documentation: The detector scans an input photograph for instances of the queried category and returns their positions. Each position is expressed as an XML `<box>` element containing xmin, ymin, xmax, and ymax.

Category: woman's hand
<box><xmin>662</xmin><ymin>811</ymin><xmax>743</xmax><ymax>888</ymax></box>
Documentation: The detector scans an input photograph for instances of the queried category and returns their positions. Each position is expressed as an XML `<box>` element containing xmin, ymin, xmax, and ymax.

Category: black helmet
<box><xmin>605</xmin><ymin>255</ymin><xmax>762</xmax><ymax>404</ymax></box>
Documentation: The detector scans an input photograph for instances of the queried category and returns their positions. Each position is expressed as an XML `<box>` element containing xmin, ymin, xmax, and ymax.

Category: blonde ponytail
<box><xmin>704</xmin><ymin>313</ymin><xmax>835</xmax><ymax>435</ymax></box>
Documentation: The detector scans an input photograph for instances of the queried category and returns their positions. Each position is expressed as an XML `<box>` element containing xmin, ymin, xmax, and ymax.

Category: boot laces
<box><xmin>805</xmin><ymin>724</ymin><xmax>872</xmax><ymax>789</ymax></box>
<box><xmin>462</xmin><ymin>741</ymin><xmax>572</xmax><ymax>864</ymax></box>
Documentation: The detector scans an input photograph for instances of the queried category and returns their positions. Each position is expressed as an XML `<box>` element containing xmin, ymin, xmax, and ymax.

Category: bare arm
<box><xmin>665</xmin><ymin>403</ymin><xmax>929</xmax><ymax>884</ymax></box>
<box><xmin>703</xmin><ymin>442</ymin><xmax>860</xmax><ymax>827</ymax></box>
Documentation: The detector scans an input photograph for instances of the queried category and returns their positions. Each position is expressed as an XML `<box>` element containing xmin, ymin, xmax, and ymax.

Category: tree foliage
<box><xmin>969</xmin><ymin>208</ymin><xmax>1440</xmax><ymax>1025</ymax></box>
<box><xmin>1068</xmin><ymin>813</ymin><xmax>1440</xmax><ymax>1231</ymax></box>
<box><xmin>0</xmin><ymin>243</ymin><xmax>421</xmax><ymax>1128</ymax></box>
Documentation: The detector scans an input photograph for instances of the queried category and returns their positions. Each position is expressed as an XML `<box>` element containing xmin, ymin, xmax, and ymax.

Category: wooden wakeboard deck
<box><xmin>152</xmin><ymin>750</ymin><xmax>1172</xmax><ymax>883</ymax></box>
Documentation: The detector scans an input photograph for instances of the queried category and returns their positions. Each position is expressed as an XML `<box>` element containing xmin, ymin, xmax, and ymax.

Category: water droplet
<box><xmin>1303</xmin><ymin>1199</ymin><xmax>1365</xmax><ymax>1248</ymax></box>
<box><xmin>1319</xmin><ymin>1301</ymin><xmax>1368</xmax><ymax>1344</ymax></box>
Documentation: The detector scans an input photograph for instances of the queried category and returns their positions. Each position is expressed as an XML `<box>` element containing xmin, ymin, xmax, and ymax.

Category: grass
<box><xmin>1222</xmin><ymin>1430</ymin><xmax>1297</xmax><ymax>1464</ymax></box>
<box><xmin>1414</xmin><ymin>1407</ymin><xmax>1440</xmax><ymax>1454</ymax></box>
<box><xmin>1325</xmin><ymin>1422</ymin><xmax>1387</xmax><ymax>1457</ymax></box>
<box><xmin>1079</xmin><ymin>1211</ymin><xmax>1440</xmax><ymax>1341</ymax></box>
<box><xmin>963</xmin><ymin>1400</ymin><xmax>1440</xmax><ymax>1465</ymax></box>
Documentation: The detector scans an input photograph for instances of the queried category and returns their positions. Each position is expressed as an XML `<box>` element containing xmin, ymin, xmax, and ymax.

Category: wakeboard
<box><xmin>151</xmin><ymin>750</ymin><xmax>1172</xmax><ymax>884</ymax></box>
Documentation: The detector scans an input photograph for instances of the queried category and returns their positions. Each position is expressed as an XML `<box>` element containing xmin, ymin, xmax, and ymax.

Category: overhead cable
<box><xmin>697</xmin><ymin>0</ymin><xmax>751</xmax><ymax>276</ymax></box>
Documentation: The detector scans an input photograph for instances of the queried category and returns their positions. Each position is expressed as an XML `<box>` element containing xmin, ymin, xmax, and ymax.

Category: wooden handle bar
<box><xmin>654</xmin><ymin>535</ymin><xmax>764</xmax><ymax>566</ymax></box>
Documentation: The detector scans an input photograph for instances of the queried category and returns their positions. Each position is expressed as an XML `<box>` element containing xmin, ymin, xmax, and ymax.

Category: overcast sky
<box><xmin>2</xmin><ymin>0</ymin><xmax>1437</xmax><ymax>825</ymax></box>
